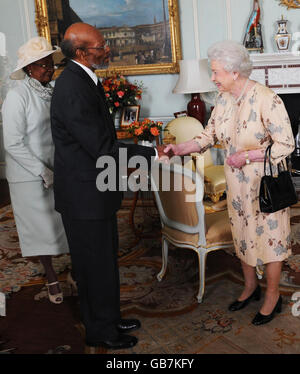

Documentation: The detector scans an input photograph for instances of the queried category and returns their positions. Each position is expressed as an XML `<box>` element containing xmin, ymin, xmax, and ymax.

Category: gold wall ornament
<box><xmin>34</xmin><ymin>0</ymin><xmax>182</xmax><ymax>77</ymax></box>
<box><xmin>278</xmin><ymin>0</ymin><xmax>300</xmax><ymax>9</ymax></box>
<box><xmin>34</xmin><ymin>0</ymin><xmax>51</xmax><ymax>41</ymax></box>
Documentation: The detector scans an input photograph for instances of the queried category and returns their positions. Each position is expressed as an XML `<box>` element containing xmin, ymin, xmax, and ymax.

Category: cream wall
<box><xmin>1</xmin><ymin>0</ymin><xmax>300</xmax><ymax>115</ymax></box>
<box><xmin>0</xmin><ymin>0</ymin><xmax>300</xmax><ymax>177</ymax></box>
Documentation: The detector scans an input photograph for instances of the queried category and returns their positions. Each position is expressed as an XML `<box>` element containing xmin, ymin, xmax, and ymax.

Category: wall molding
<box><xmin>192</xmin><ymin>0</ymin><xmax>200</xmax><ymax>59</ymax></box>
<box><xmin>23</xmin><ymin>0</ymin><xmax>32</xmax><ymax>39</ymax></box>
<box><xmin>18</xmin><ymin>0</ymin><xmax>32</xmax><ymax>43</ymax></box>
<box><xmin>226</xmin><ymin>0</ymin><xmax>232</xmax><ymax>40</ymax></box>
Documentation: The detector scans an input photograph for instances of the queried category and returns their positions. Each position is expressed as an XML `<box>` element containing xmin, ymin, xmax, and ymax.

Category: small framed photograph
<box><xmin>121</xmin><ymin>105</ymin><xmax>140</xmax><ymax>128</ymax></box>
<box><xmin>174</xmin><ymin>110</ymin><xmax>188</xmax><ymax>118</ymax></box>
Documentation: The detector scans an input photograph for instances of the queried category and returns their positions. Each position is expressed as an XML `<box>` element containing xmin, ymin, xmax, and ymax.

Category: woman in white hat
<box><xmin>2</xmin><ymin>37</ymin><xmax>69</xmax><ymax>304</ymax></box>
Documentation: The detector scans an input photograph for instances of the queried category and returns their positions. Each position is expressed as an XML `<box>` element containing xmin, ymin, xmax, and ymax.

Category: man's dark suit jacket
<box><xmin>50</xmin><ymin>60</ymin><xmax>155</xmax><ymax>220</ymax></box>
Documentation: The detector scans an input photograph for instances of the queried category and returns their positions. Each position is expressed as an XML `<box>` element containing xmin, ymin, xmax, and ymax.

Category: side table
<box><xmin>116</xmin><ymin>129</ymin><xmax>159</xmax><ymax>238</ymax></box>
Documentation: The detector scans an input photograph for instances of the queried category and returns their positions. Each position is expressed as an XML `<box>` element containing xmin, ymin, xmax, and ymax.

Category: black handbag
<box><xmin>259</xmin><ymin>145</ymin><xmax>298</xmax><ymax>213</ymax></box>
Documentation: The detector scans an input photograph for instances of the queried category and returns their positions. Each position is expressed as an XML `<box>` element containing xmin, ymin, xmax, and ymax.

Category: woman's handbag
<box><xmin>259</xmin><ymin>145</ymin><xmax>298</xmax><ymax>213</ymax></box>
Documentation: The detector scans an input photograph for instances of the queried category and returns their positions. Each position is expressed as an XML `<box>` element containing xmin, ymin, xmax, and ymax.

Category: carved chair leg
<box><xmin>209</xmin><ymin>192</ymin><xmax>224</xmax><ymax>203</ymax></box>
<box><xmin>196</xmin><ymin>251</ymin><xmax>207</xmax><ymax>303</ymax></box>
<box><xmin>157</xmin><ymin>237</ymin><xmax>168</xmax><ymax>282</ymax></box>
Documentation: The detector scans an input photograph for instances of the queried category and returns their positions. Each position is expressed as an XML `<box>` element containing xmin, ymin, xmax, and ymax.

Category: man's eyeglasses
<box><xmin>79</xmin><ymin>43</ymin><xmax>109</xmax><ymax>52</ymax></box>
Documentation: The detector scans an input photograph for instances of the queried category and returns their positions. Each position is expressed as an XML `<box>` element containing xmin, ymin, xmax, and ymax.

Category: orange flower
<box><xmin>135</xmin><ymin>128</ymin><xmax>143</xmax><ymax>136</ymax></box>
<box><xmin>150</xmin><ymin>127</ymin><xmax>160</xmax><ymax>136</ymax></box>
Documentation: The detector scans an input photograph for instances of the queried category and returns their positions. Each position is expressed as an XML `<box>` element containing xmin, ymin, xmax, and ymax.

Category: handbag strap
<box><xmin>264</xmin><ymin>144</ymin><xmax>287</xmax><ymax>176</ymax></box>
<box><xmin>264</xmin><ymin>144</ymin><xmax>273</xmax><ymax>177</ymax></box>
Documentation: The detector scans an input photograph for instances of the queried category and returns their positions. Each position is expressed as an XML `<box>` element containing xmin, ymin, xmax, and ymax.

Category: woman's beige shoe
<box><xmin>66</xmin><ymin>272</ymin><xmax>78</xmax><ymax>294</ymax></box>
<box><xmin>45</xmin><ymin>281</ymin><xmax>63</xmax><ymax>304</ymax></box>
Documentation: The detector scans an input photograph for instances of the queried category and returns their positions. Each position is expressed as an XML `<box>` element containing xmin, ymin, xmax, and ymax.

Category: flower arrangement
<box><xmin>102</xmin><ymin>74</ymin><xmax>143</xmax><ymax>114</ymax></box>
<box><xmin>127</xmin><ymin>118</ymin><xmax>163</xmax><ymax>142</ymax></box>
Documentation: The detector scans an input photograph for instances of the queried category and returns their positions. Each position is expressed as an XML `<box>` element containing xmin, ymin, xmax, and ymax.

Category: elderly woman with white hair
<box><xmin>163</xmin><ymin>40</ymin><xmax>295</xmax><ymax>326</ymax></box>
<box><xmin>2</xmin><ymin>37</ymin><xmax>69</xmax><ymax>304</ymax></box>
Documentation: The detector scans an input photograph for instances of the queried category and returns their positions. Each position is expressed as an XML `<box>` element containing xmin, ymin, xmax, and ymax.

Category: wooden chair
<box><xmin>151</xmin><ymin>162</ymin><xmax>233</xmax><ymax>303</ymax></box>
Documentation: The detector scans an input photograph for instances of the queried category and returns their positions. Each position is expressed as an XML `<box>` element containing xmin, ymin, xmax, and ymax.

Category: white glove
<box><xmin>41</xmin><ymin>168</ymin><xmax>54</xmax><ymax>189</ymax></box>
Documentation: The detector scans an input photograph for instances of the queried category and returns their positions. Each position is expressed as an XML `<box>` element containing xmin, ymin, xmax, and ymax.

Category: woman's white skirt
<box><xmin>9</xmin><ymin>181</ymin><xmax>69</xmax><ymax>257</ymax></box>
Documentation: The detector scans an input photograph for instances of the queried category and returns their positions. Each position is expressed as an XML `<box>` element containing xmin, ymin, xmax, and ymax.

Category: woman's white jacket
<box><xmin>2</xmin><ymin>76</ymin><xmax>54</xmax><ymax>183</ymax></box>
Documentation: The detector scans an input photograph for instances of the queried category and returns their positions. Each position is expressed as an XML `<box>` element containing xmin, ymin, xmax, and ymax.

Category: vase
<box><xmin>111</xmin><ymin>109</ymin><xmax>122</xmax><ymax>129</ymax></box>
<box><xmin>275</xmin><ymin>17</ymin><xmax>291</xmax><ymax>52</ymax></box>
<box><xmin>138</xmin><ymin>140</ymin><xmax>154</xmax><ymax>147</ymax></box>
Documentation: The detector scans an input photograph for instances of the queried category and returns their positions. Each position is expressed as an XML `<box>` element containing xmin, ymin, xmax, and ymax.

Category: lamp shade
<box><xmin>173</xmin><ymin>59</ymin><xmax>216</xmax><ymax>94</ymax></box>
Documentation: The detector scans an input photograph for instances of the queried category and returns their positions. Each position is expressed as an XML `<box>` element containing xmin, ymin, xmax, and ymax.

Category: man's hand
<box><xmin>156</xmin><ymin>145</ymin><xmax>174</xmax><ymax>161</ymax></box>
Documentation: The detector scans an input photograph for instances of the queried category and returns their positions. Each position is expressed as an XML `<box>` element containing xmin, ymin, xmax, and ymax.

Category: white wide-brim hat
<box><xmin>10</xmin><ymin>36</ymin><xmax>61</xmax><ymax>80</ymax></box>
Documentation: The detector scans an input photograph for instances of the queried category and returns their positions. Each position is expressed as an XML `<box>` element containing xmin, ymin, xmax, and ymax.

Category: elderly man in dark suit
<box><xmin>50</xmin><ymin>23</ymin><xmax>161</xmax><ymax>350</ymax></box>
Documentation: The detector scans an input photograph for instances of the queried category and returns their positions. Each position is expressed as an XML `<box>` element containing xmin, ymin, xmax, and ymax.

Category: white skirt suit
<box><xmin>2</xmin><ymin>76</ymin><xmax>69</xmax><ymax>257</ymax></box>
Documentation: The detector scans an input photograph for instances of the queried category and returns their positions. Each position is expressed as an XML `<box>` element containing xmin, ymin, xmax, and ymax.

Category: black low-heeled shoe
<box><xmin>117</xmin><ymin>319</ymin><xmax>141</xmax><ymax>333</ymax></box>
<box><xmin>86</xmin><ymin>334</ymin><xmax>138</xmax><ymax>350</ymax></box>
<box><xmin>228</xmin><ymin>284</ymin><xmax>261</xmax><ymax>312</ymax></box>
<box><xmin>252</xmin><ymin>295</ymin><xmax>282</xmax><ymax>326</ymax></box>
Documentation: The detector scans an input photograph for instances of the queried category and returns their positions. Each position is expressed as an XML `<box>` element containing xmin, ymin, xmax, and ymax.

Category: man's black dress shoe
<box><xmin>228</xmin><ymin>285</ymin><xmax>261</xmax><ymax>311</ymax></box>
<box><xmin>117</xmin><ymin>318</ymin><xmax>141</xmax><ymax>333</ymax></box>
<box><xmin>86</xmin><ymin>334</ymin><xmax>138</xmax><ymax>349</ymax></box>
<box><xmin>252</xmin><ymin>295</ymin><xmax>282</xmax><ymax>326</ymax></box>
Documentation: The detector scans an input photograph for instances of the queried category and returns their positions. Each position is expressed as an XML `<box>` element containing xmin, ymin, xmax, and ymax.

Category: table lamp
<box><xmin>173</xmin><ymin>59</ymin><xmax>216</xmax><ymax>124</ymax></box>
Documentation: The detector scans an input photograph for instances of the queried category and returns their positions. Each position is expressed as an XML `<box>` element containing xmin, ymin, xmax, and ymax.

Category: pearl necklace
<box><xmin>233</xmin><ymin>78</ymin><xmax>249</xmax><ymax>104</ymax></box>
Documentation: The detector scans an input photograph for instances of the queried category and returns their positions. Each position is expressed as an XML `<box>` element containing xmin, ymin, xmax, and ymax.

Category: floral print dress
<box><xmin>194</xmin><ymin>82</ymin><xmax>295</xmax><ymax>267</ymax></box>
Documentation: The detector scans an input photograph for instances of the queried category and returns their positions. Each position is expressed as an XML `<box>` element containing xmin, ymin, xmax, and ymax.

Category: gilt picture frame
<box><xmin>34</xmin><ymin>0</ymin><xmax>182</xmax><ymax>77</ymax></box>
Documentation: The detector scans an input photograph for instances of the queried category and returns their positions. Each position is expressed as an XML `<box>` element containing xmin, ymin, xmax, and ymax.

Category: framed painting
<box><xmin>121</xmin><ymin>105</ymin><xmax>140</xmax><ymax>128</ymax></box>
<box><xmin>174</xmin><ymin>110</ymin><xmax>187</xmax><ymax>118</ymax></box>
<box><xmin>34</xmin><ymin>0</ymin><xmax>182</xmax><ymax>77</ymax></box>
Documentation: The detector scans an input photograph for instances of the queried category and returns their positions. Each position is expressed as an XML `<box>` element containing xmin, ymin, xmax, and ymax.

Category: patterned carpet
<box><xmin>1</xmin><ymin>202</ymin><xmax>300</xmax><ymax>354</ymax></box>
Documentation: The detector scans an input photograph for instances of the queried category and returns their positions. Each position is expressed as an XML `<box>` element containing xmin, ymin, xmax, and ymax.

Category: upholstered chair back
<box><xmin>164</xmin><ymin>116</ymin><xmax>214</xmax><ymax>168</ymax></box>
